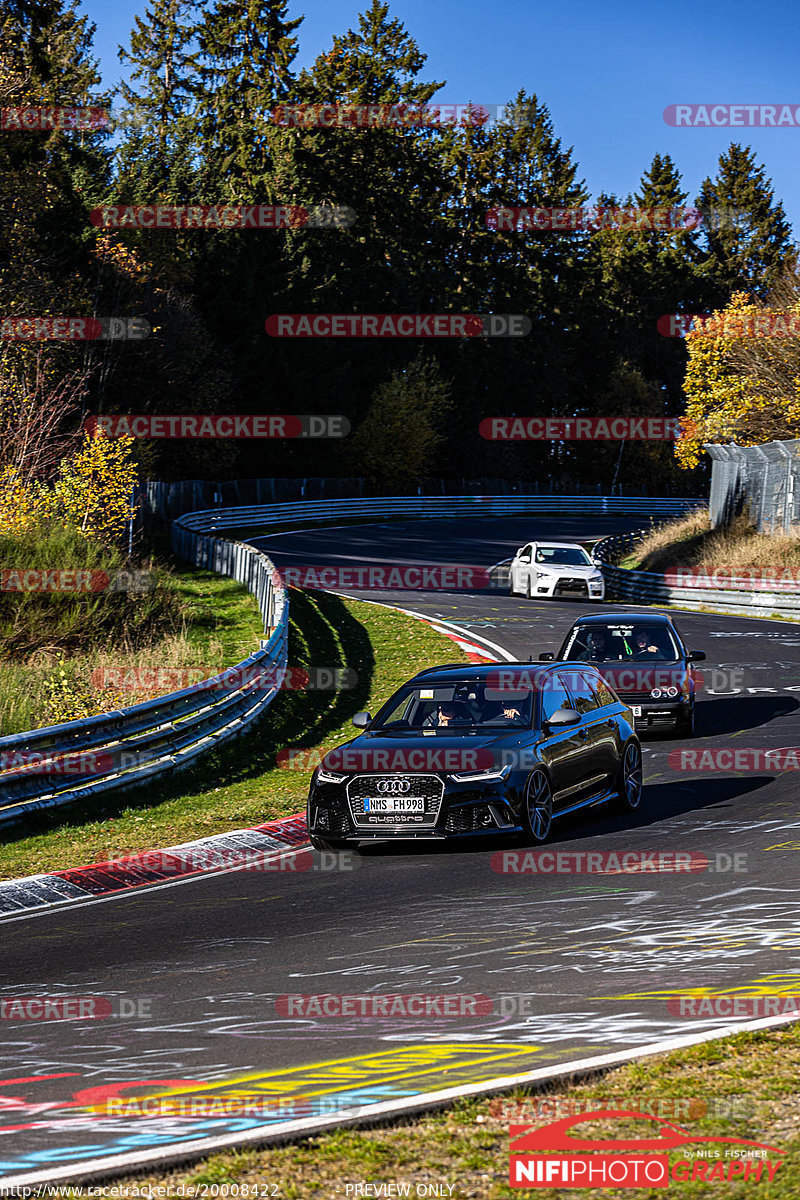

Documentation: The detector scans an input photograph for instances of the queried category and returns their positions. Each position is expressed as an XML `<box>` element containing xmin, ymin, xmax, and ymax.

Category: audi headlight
<box><xmin>316</xmin><ymin>769</ymin><xmax>347</xmax><ymax>785</ymax></box>
<box><xmin>449</xmin><ymin>764</ymin><xmax>513</xmax><ymax>782</ymax></box>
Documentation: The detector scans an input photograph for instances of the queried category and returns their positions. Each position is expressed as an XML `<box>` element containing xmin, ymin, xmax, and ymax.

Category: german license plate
<box><xmin>631</xmin><ymin>705</ymin><xmax>642</xmax><ymax>717</ymax></box>
<box><xmin>364</xmin><ymin>796</ymin><xmax>425</xmax><ymax>814</ymax></box>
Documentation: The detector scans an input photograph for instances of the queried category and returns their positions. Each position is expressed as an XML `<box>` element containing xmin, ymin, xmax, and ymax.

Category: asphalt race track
<box><xmin>4</xmin><ymin>517</ymin><xmax>800</xmax><ymax>1184</ymax></box>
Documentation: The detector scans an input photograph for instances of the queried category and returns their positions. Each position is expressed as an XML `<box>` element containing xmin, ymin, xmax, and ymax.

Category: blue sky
<box><xmin>86</xmin><ymin>0</ymin><xmax>800</xmax><ymax>233</ymax></box>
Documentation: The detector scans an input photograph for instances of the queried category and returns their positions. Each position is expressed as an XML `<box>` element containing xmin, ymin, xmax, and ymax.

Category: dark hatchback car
<box><xmin>539</xmin><ymin>612</ymin><xmax>706</xmax><ymax>737</ymax></box>
<box><xmin>307</xmin><ymin>662</ymin><xmax>642</xmax><ymax>850</ymax></box>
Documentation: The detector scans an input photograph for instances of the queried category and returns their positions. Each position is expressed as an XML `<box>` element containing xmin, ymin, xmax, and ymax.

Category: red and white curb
<box><xmin>0</xmin><ymin>813</ymin><xmax>308</xmax><ymax>919</ymax></box>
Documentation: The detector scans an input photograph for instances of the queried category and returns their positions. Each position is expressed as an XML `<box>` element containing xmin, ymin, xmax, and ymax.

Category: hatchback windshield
<box><xmin>561</xmin><ymin>623</ymin><xmax>680</xmax><ymax>664</ymax></box>
<box><xmin>373</xmin><ymin>681</ymin><xmax>534</xmax><ymax>730</ymax></box>
<box><xmin>536</xmin><ymin>546</ymin><xmax>592</xmax><ymax>567</ymax></box>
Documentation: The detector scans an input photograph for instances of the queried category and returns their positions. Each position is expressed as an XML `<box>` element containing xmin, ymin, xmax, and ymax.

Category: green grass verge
<box><xmin>0</xmin><ymin>590</ymin><xmax>468</xmax><ymax>879</ymax></box>
<box><xmin>115</xmin><ymin>1023</ymin><xmax>800</xmax><ymax>1198</ymax></box>
<box><xmin>0</xmin><ymin>562</ymin><xmax>262</xmax><ymax>736</ymax></box>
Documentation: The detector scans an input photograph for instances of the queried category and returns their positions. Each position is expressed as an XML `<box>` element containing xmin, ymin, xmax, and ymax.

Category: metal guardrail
<box><xmin>0</xmin><ymin>539</ymin><xmax>288</xmax><ymax>828</ymax></box>
<box><xmin>175</xmin><ymin>494</ymin><xmax>705</xmax><ymax>536</ymax></box>
<box><xmin>594</xmin><ymin>530</ymin><xmax>800</xmax><ymax>618</ymax></box>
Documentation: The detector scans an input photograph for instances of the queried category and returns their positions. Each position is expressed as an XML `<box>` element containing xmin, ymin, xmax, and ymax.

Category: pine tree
<box><xmin>116</xmin><ymin>0</ymin><xmax>201</xmax><ymax>200</ymax></box>
<box><xmin>698</xmin><ymin>144</ymin><xmax>794</xmax><ymax>301</ymax></box>
<box><xmin>195</xmin><ymin>0</ymin><xmax>301</xmax><ymax>201</ymax></box>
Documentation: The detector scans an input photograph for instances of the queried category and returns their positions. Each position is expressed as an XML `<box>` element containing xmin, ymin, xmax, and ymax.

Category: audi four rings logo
<box><xmin>376</xmin><ymin>779</ymin><xmax>411</xmax><ymax>794</ymax></box>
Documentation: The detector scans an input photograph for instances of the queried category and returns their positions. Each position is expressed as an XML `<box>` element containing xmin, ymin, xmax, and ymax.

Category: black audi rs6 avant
<box><xmin>306</xmin><ymin>662</ymin><xmax>642</xmax><ymax>850</ymax></box>
<box><xmin>539</xmin><ymin>612</ymin><xmax>706</xmax><ymax>737</ymax></box>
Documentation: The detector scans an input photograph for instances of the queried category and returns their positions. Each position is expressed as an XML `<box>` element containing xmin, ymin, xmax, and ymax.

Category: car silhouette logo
<box><xmin>510</xmin><ymin>1109</ymin><xmax>785</xmax><ymax>1155</ymax></box>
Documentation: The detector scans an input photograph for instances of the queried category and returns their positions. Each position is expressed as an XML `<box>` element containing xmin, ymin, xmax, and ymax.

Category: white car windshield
<box><xmin>535</xmin><ymin>547</ymin><xmax>592</xmax><ymax>567</ymax></box>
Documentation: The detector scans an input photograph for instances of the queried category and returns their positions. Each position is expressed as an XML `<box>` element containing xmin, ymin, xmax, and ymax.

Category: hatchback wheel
<box><xmin>612</xmin><ymin>740</ymin><xmax>643</xmax><ymax>812</ymax></box>
<box><xmin>522</xmin><ymin>769</ymin><xmax>553</xmax><ymax>843</ymax></box>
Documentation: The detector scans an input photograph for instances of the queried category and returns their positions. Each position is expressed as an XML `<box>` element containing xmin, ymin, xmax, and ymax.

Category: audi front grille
<box><xmin>346</xmin><ymin>774</ymin><xmax>445</xmax><ymax>828</ymax></box>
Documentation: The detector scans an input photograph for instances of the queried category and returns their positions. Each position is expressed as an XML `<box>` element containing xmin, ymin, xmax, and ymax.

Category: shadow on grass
<box><xmin>4</xmin><ymin>589</ymin><xmax>375</xmax><ymax>844</ymax></box>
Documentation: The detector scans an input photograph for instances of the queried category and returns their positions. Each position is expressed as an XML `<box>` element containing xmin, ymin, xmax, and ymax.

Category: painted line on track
<box><xmin>7</xmin><ymin>1008</ymin><xmax>800</xmax><ymax>1188</ymax></box>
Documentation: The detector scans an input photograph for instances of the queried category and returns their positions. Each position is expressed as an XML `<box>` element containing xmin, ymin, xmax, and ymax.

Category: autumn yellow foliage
<box><xmin>676</xmin><ymin>290</ymin><xmax>800</xmax><ymax>468</ymax></box>
<box><xmin>0</xmin><ymin>432</ymin><xmax>139</xmax><ymax>543</ymax></box>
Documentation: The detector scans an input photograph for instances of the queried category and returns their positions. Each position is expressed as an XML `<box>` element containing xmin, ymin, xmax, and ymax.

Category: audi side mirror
<box><xmin>538</xmin><ymin>652</ymin><xmax>554</xmax><ymax>661</ymax></box>
<box><xmin>546</xmin><ymin>707</ymin><xmax>581</xmax><ymax>728</ymax></box>
<box><xmin>687</xmin><ymin>651</ymin><xmax>706</xmax><ymax>663</ymax></box>
<box><xmin>352</xmin><ymin>711</ymin><xmax>372</xmax><ymax>728</ymax></box>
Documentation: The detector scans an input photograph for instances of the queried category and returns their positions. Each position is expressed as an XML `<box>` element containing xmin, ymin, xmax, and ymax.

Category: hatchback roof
<box><xmin>571</xmin><ymin>612</ymin><xmax>674</xmax><ymax>627</ymax></box>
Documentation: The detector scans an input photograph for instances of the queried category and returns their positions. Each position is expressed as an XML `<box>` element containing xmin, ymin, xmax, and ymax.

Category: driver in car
<box><xmin>424</xmin><ymin>701</ymin><xmax>471</xmax><ymax>727</ymax></box>
<box><xmin>585</xmin><ymin>630</ymin><xmax>609</xmax><ymax>661</ymax></box>
<box><xmin>633</xmin><ymin>629</ymin><xmax>661</xmax><ymax>659</ymax></box>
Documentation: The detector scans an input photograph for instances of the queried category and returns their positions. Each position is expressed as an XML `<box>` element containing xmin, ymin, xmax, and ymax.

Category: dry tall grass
<box><xmin>625</xmin><ymin>511</ymin><xmax>800</xmax><ymax>574</ymax></box>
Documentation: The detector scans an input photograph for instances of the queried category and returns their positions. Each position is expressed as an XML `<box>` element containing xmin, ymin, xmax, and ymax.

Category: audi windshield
<box><xmin>372</xmin><ymin>681</ymin><xmax>534</xmax><ymax>730</ymax></box>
